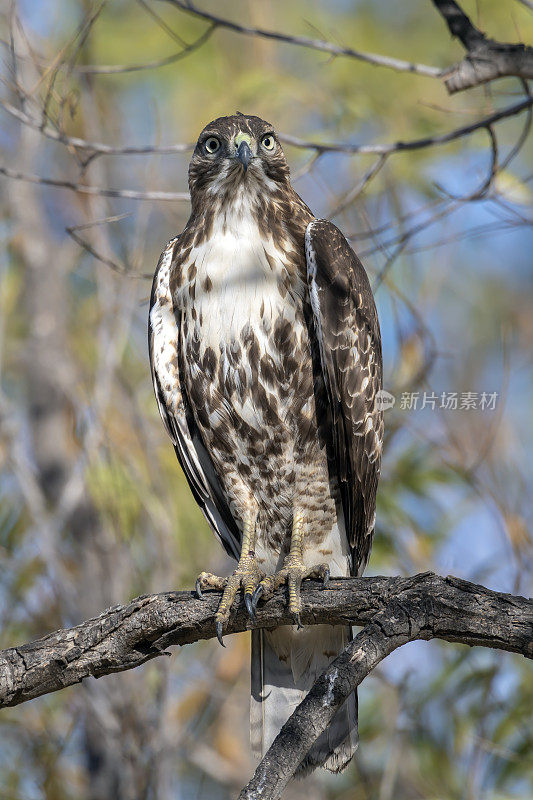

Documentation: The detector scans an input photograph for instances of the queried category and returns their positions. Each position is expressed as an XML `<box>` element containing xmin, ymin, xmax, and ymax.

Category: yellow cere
<box><xmin>234</xmin><ymin>131</ymin><xmax>253</xmax><ymax>148</ymax></box>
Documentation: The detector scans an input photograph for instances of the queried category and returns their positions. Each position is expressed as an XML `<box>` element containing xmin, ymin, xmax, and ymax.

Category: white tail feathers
<box><xmin>250</xmin><ymin>625</ymin><xmax>358</xmax><ymax>775</ymax></box>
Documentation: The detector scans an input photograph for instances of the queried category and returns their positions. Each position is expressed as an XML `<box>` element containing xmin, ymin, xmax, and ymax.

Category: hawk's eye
<box><xmin>261</xmin><ymin>134</ymin><xmax>276</xmax><ymax>151</ymax></box>
<box><xmin>204</xmin><ymin>136</ymin><xmax>220</xmax><ymax>154</ymax></box>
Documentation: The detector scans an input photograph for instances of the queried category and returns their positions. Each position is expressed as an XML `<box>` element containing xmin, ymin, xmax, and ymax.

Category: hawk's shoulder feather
<box><xmin>305</xmin><ymin>219</ymin><xmax>383</xmax><ymax>574</ymax></box>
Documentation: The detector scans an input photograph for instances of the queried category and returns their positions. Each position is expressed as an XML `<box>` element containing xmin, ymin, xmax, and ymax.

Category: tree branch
<box><xmin>74</xmin><ymin>22</ymin><xmax>216</xmax><ymax>74</ymax></box>
<box><xmin>239</xmin><ymin>619</ymin><xmax>406</xmax><ymax>800</ymax></box>
<box><xmin>0</xmin><ymin>573</ymin><xmax>531</xmax><ymax>712</ymax></box>
<box><xmin>2</xmin><ymin>94</ymin><xmax>531</xmax><ymax>174</ymax></box>
<box><xmin>0</xmin><ymin>98</ymin><xmax>193</xmax><ymax>156</ymax></box>
<box><xmin>239</xmin><ymin>574</ymin><xmax>532</xmax><ymax>799</ymax></box>
<box><xmin>432</xmin><ymin>0</ymin><xmax>533</xmax><ymax>92</ymax></box>
<box><xmin>160</xmin><ymin>0</ymin><xmax>442</xmax><ymax>78</ymax></box>
<box><xmin>278</xmin><ymin>96</ymin><xmax>533</xmax><ymax>155</ymax></box>
<box><xmin>161</xmin><ymin>0</ymin><xmax>533</xmax><ymax>94</ymax></box>
<box><xmin>0</xmin><ymin>164</ymin><xmax>189</xmax><ymax>201</ymax></box>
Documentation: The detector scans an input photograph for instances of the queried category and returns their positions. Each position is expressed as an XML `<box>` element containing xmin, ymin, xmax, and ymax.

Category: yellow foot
<box><xmin>251</xmin><ymin>559</ymin><xmax>330</xmax><ymax>628</ymax></box>
<box><xmin>195</xmin><ymin>557</ymin><xmax>264</xmax><ymax>645</ymax></box>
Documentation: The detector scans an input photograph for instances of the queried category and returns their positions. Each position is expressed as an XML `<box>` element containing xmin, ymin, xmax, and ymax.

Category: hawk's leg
<box><xmin>252</xmin><ymin>509</ymin><xmax>330</xmax><ymax>627</ymax></box>
<box><xmin>195</xmin><ymin>507</ymin><xmax>264</xmax><ymax>645</ymax></box>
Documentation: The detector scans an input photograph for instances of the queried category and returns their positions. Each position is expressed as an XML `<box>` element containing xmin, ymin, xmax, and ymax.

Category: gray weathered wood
<box><xmin>239</xmin><ymin>574</ymin><xmax>532</xmax><ymax>798</ymax></box>
<box><xmin>0</xmin><ymin>572</ymin><xmax>531</xmax><ymax>710</ymax></box>
<box><xmin>432</xmin><ymin>0</ymin><xmax>533</xmax><ymax>93</ymax></box>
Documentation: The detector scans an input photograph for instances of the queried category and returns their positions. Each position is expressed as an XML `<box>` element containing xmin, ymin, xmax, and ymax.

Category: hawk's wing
<box><xmin>305</xmin><ymin>219</ymin><xmax>383</xmax><ymax>575</ymax></box>
<box><xmin>149</xmin><ymin>239</ymin><xmax>242</xmax><ymax>561</ymax></box>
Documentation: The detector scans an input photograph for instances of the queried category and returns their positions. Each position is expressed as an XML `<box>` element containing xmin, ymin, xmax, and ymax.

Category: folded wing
<box><xmin>305</xmin><ymin>219</ymin><xmax>383</xmax><ymax>575</ymax></box>
<box><xmin>149</xmin><ymin>239</ymin><xmax>242</xmax><ymax>561</ymax></box>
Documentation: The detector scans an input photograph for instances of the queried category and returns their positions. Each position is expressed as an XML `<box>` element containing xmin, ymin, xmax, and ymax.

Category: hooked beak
<box><xmin>236</xmin><ymin>140</ymin><xmax>253</xmax><ymax>171</ymax></box>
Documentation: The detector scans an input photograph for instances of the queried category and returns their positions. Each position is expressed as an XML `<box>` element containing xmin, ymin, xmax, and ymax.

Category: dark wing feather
<box><xmin>149</xmin><ymin>240</ymin><xmax>241</xmax><ymax>561</ymax></box>
<box><xmin>305</xmin><ymin>220</ymin><xmax>383</xmax><ymax>575</ymax></box>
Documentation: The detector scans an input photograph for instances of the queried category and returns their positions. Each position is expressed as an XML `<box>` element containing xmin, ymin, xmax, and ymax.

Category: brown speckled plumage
<box><xmin>149</xmin><ymin>114</ymin><xmax>383</xmax><ymax>774</ymax></box>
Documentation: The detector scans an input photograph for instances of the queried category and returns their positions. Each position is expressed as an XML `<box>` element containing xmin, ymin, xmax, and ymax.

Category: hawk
<box><xmin>149</xmin><ymin>114</ymin><xmax>383</xmax><ymax>774</ymax></box>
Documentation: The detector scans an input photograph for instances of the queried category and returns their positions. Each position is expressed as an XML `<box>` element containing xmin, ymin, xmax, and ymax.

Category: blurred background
<box><xmin>0</xmin><ymin>1</ymin><xmax>532</xmax><ymax>798</ymax></box>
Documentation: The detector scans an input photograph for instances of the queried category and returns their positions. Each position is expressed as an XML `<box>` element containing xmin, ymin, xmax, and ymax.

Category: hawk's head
<box><xmin>188</xmin><ymin>113</ymin><xmax>290</xmax><ymax>206</ymax></box>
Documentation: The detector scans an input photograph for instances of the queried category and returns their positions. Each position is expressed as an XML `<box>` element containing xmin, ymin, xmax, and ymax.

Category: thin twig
<box><xmin>161</xmin><ymin>0</ymin><xmax>442</xmax><ymax>78</ymax></box>
<box><xmin>75</xmin><ymin>23</ymin><xmax>216</xmax><ymax>75</ymax></box>
<box><xmin>0</xmin><ymin>164</ymin><xmax>188</xmax><ymax>201</ymax></box>
<box><xmin>66</xmin><ymin>216</ymin><xmax>153</xmax><ymax>279</ymax></box>
<box><xmin>435</xmin><ymin>124</ymin><xmax>499</xmax><ymax>202</ymax></box>
<box><xmin>498</xmin><ymin>79</ymin><xmax>532</xmax><ymax>172</ymax></box>
<box><xmin>372</xmin><ymin>201</ymin><xmax>460</xmax><ymax>289</ymax></box>
<box><xmin>328</xmin><ymin>154</ymin><xmax>388</xmax><ymax>218</ymax></box>
<box><xmin>279</xmin><ymin>96</ymin><xmax>533</xmax><ymax>155</ymax></box>
<box><xmin>0</xmin><ymin>99</ymin><xmax>192</xmax><ymax>154</ymax></box>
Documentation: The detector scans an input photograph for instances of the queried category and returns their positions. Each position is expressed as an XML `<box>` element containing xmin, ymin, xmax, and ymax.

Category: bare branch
<box><xmin>74</xmin><ymin>22</ymin><xmax>216</xmax><ymax>75</ymax></box>
<box><xmin>239</xmin><ymin>574</ymin><xmax>532</xmax><ymax>799</ymax></box>
<box><xmin>503</xmin><ymin>81</ymin><xmax>533</xmax><ymax>163</ymax></box>
<box><xmin>160</xmin><ymin>0</ymin><xmax>442</xmax><ymax>78</ymax></box>
<box><xmin>435</xmin><ymin>124</ymin><xmax>499</xmax><ymax>202</ymax></box>
<box><xmin>239</xmin><ymin>621</ymin><xmax>405</xmax><ymax>800</ymax></box>
<box><xmin>433</xmin><ymin>0</ymin><xmax>486</xmax><ymax>50</ymax></box>
<box><xmin>328</xmin><ymin>153</ymin><xmax>388</xmax><ymax>218</ymax></box>
<box><xmin>0</xmin><ymin>573</ymin><xmax>530</xmax><ymax>713</ymax></box>
<box><xmin>0</xmin><ymin>99</ymin><xmax>192</xmax><ymax>155</ymax></box>
<box><xmin>3</xmin><ymin>94</ymin><xmax>530</xmax><ymax>169</ymax></box>
<box><xmin>432</xmin><ymin>0</ymin><xmax>533</xmax><ymax>92</ymax></box>
<box><xmin>162</xmin><ymin>0</ymin><xmax>532</xmax><ymax>94</ymax></box>
<box><xmin>65</xmin><ymin>217</ymin><xmax>153</xmax><ymax>279</ymax></box>
<box><xmin>0</xmin><ymin>19</ymin><xmax>210</xmax><ymax>78</ymax></box>
<box><xmin>279</xmin><ymin>96</ymin><xmax>533</xmax><ymax>155</ymax></box>
<box><xmin>0</xmin><ymin>164</ymin><xmax>188</xmax><ymax>201</ymax></box>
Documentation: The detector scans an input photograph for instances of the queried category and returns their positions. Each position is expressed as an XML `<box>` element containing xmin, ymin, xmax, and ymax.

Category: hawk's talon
<box><xmin>199</xmin><ymin>555</ymin><xmax>263</xmax><ymax>642</ymax></box>
<box><xmin>195</xmin><ymin>578</ymin><xmax>203</xmax><ymax>599</ymax></box>
<box><xmin>215</xmin><ymin>620</ymin><xmax>225</xmax><ymax>647</ymax></box>
<box><xmin>251</xmin><ymin>583</ymin><xmax>264</xmax><ymax>612</ymax></box>
<box><xmin>245</xmin><ymin>592</ymin><xmax>255</xmax><ymax>620</ymax></box>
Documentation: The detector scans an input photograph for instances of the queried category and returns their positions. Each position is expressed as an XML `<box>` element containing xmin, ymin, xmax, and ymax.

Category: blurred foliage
<box><xmin>0</xmin><ymin>1</ymin><xmax>532</xmax><ymax>798</ymax></box>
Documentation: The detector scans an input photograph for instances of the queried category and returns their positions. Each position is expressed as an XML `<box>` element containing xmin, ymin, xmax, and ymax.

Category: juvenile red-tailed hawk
<box><xmin>149</xmin><ymin>114</ymin><xmax>383</xmax><ymax>773</ymax></box>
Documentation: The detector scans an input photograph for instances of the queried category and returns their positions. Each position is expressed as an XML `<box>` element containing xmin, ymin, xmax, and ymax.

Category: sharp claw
<box><xmin>195</xmin><ymin>578</ymin><xmax>203</xmax><ymax>599</ymax></box>
<box><xmin>245</xmin><ymin>592</ymin><xmax>255</xmax><ymax>620</ymax></box>
<box><xmin>293</xmin><ymin>612</ymin><xmax>303</xmax><ymax>630</ymax></box>
<box><xmin>251</xmin><ymin>584</ymin><xmax>263</xmax><ymax>611</ymax></box>
<box><xmin>215</xmin><ymin>620</ymin><xmax>226</xmax><ymax>647</ymax></box>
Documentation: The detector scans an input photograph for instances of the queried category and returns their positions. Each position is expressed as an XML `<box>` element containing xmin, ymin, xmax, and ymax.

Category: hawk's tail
<box><xmin>250</xmin><ymin>625</ymin><xmax>358</xmax><ymax>775</ymax></box>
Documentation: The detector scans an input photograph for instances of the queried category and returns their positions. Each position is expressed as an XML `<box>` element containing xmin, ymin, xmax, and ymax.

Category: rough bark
<box><xmin>164</xmin><ymin>0</ymin><xmax>533</xmax><ymax>94</ymax></box>
<box><xmin>432</xmin><ymin>0</ymin><xmax>533</xmax><ymax>93</ymax></box>
<box><xmin>239</xmin><ymin>620</ymin><xmax>405</xmax><ymax>800</ymax></box>
<box><xmin>239</xmin><ymin>574</ymin><xmax>532</xmax><ymax>799</ymax></box>
<box><xmin>0</xmin><ymin>573</ymin><xmax>531</xmax><ymax>710</ymax></box>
